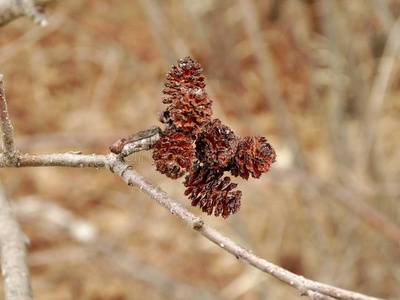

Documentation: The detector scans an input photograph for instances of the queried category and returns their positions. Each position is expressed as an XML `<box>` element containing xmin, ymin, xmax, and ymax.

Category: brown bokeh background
<box><xmin>1</xmin><ymin>1</ymin><xmax>400</xmax><ymax>299</ymax></box>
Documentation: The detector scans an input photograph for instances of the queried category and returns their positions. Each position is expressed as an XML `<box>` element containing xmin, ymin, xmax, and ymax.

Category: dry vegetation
<box><xmin>0</xmin><ymin>0</ymin><xmax>400</xmax><ymax>299</ymax></box>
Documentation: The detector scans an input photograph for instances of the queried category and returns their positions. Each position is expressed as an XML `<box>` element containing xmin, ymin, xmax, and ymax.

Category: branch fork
<box><xmin>0</xmin><ymin>74</ymin><xmax>384</xmax><ymax>300</ymax></box>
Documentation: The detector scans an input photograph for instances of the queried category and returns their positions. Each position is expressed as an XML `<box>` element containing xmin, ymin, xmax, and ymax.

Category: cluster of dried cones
<box><xmin>153</xmin><ymin>57</ymin><xmax>276</xmax><ymax>218</ymax></box>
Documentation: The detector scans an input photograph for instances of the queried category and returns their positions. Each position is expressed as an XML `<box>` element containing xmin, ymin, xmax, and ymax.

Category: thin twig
<box><xmin>0</xmin><ymin>152</ymin><xmax>107</xmax><ymax>168</ymax></box>
<box><xmin>238</xmin><ymin>0</ymin><xmax>305</xmax><ymax>168</ymax></box>
<box><xmin>359</xmin><ymin>16</ymin><xmax>400</xmax><ymax>174</ymax></box>
<box><xmin>110</xmin><ymin>125</ymin><xmax>161</xmax><ymax>156</ymax></box>
<box><xmin>136</xmin><ymin>0</ymin><xmax>185</xmax><ymax>64</ymax></box>
<box><xmin>0</xmin><ymin>150</ymin><xmax>384</xmax><ymax>300</ymax></box>
<box><xmin>109</xmin><ymin>156</ymin><xmax>383</xmax><ymax>300</ymax></box>
<box><xmin>0</xmin><ymin>182</ymin><xmax>33</xmax><ymax>300</ymax></box>
<box><xmin>136</xmin><ymin>0</ymin><xmax>228</xmax><ymax>120</ymax></box>
<box><xmin>89</xmin><ymin>48</ymin><xmax>121</xmax><ymax>114</ymax></box>
<box><xmin>317</xmin><ymin>0</ymin><xmax>350</xmax><ymax>166</ymax></box>
<box><xmin>122</xmin><ymin>126</ymin><xmax>161</xmax><ymax>156</ymax></box>
<box><xmin>0</xmin><ymin>75</ymin><xmax>18</xmax><ymax>166</ymax></box>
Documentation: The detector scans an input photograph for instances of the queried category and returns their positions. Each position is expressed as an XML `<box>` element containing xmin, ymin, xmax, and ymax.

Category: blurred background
<box><xmin>0</xmin><ymin>0</ymin><xmax>399</xmax><ymax>299</ymax></box>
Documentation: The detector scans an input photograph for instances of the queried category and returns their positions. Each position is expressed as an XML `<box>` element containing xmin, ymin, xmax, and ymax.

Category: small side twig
<box><xmin>358</xmin><ymin>16</ymin><xmax>400</xmax><ymax>174</ymax></box>
<box><xmin>0</xmin><ymin>182</ymin><xmax>33</xmax><ymax>300</ymax></box>
<box><xmin>110</xmin><ymin>125</ymin><xmax>161</xmax><ymax>157</ymax></box>
<box><xmin>0</xmin><ymin>74</ymin><xmax>18</xmax><ymax>166</ymax></box>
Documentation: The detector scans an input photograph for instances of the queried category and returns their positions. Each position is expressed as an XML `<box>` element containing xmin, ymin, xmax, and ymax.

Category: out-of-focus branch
<box><xmin>358</xmin><ymin>16</ymin><xmax>400</xmax><ymax>174</ymax></box>
<box><xmin>137</xmin><ymin>0</ymin><xmax>185</xmax><ymax>64</ymax></box>
<box><xmin>238</xmin><ymin>0</ymin><xmax>305</xmax><ymax>169</ymax></box>
<box><xmin>317</xmin><ymin>1</ymin><xmax>350</xmax><ymax>167</ymax></box>
<box><xmin>271</xmin><ymin>168</ymin><xmax>400</xmax><ymax>248</ymax></box>
<box><xmin>0</xmin><ymin>0</ymin><xmax>52</xmax><ymax>26</ymax></box>
<box><xmin>369</xmin><ymin>0</ymin><xmax>395</xmax><ymax>34</ymax></box>
<box><xmin>136</xmin><ymin>0</ymin><xmax>228</xmax><ymax>121</ymax></box>
<box><xmin>0</xmin><ymin>14</ymin><xmax>65</xmax><ymax>66</ymax></box>
<box><xmin>14</xmin><ymin>196</ymin><xmax>217</xmax><ymax>300</ymax></box>
<box><xmin>0</xmin><ymin>182</ymin><xmax>33</xmax><ymax>300</ymax></box>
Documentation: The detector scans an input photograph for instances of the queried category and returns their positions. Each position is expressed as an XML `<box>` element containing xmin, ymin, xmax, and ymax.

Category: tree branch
<box><xmin>0</xmin><ymin>152</ymin><xmax>107</xmax><ymax>168</ymax></box>
<box><xmin>0</xmin><ymin>78</ymin><xmax>384</xmax><ymax>300</ymax></box>
<box><xmin>358</xmin><ymin>16</ymin><xmax>400</xmax><ymax>173</ymax></box>
<box><xmin>109</xmin><ymin>125</ymin><xmax>161</xmax><ymax>156</ymax></box>
<box><xmin>238</xmin><ymin>0</ymin><xmax>305</xmax><ymax>169</ymax></box>
<box><xmin>0</xmin><ymin>0</ymin><xmax>52</xmax><ymax>26</ymax></box>
<box><xmin>0</xmin><ymin>182</ymin><xmax>33</xmax><ymax>300</ymax></box>
<box><xmin>0</xmin><ymin>150</ymin><xmax>383</xmax><ymax>299</ymax></box>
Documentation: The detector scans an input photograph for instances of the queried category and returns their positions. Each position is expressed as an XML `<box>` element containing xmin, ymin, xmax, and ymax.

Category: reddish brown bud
<box><xmin>184</xmin><ymin>163</ymin><xmax>241</xmax><ymax>218</ymax></box>
<box><xmin>195</xmin><ymin>119</ymin><xmax>240</xmax><ymax>168</ymax></box>
<box><xmin>152</xmin><ymin>129</ymin><xmax>195</xmax><ymax>179</ymax></box>
<box><xmin>110</xmin><ymin>138</ymin><xmax>128</xmax><ymax>154</ymax></box>
<box><xmin>230</xmin><ymin>136</ymin><xmax>276</xmax><ymax>179</ymax></box>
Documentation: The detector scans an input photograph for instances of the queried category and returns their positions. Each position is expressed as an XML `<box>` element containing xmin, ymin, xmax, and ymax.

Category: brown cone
<box><xmin>195</xmin><ymin>119</ymin><xmax>240</xmax><ymax>168</ymax></box>
<box><xmin>184</xmin><ymin>163</ymin><xmax>241</xmax><ymax>218</ymax></box>
<box><xmin>230</xmin><ymin>136</ymin><xmax>276</xmax><ymax>179</ymax></box>
<box><xmin>152</xmin><ymin>129</ymin><xmax>195</xmax><ymax>179</ymax></box>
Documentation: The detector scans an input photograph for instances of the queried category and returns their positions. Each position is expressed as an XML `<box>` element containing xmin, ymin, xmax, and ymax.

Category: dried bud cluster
<box><xmin>152</xmin><ymin>57</ymin><xmax>276</xmax><ymax>218</ymax></box>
